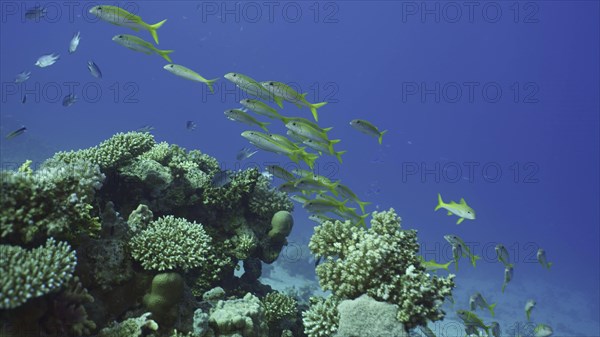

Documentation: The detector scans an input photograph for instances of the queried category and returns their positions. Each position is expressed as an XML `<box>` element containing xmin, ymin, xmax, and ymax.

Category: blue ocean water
<box><xmin>1</xmin><ymin>1</ymin><xmax>598</xmax><ymax>336</ymax></box>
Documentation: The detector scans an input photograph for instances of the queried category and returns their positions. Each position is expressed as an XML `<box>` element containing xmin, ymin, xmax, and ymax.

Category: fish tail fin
<box><xmin>455</xmin><ymin>260</ymin><xmax>459</xmax><ymax>271</ymax></box>
<box><xmin>204</xmin><ymin>78</ymin><xmax>219</xmax><ymax>94</ymax></box>
<box><xmin>502</xmin><ymin>283</ymin><xmax>506</xmax><ymax>293</ymax></box>
<box><xmin>309</xmin><ymin>102</ymin><xmax>327</xmax><ymax>122</ymax></box>
<box><xmin>274</xmin><ymin>96</ymin><xmax>284</xmax><ymax>108</ymax></box>
<box><xmin>301</xmin><ymin>152</ymin><xmax>319</xmax><ymax>170</ymax></box>
<box><xmin>158</xmin><ymin>49</ymin><xmax>174</xmax><ymax>63</ymax></box>
<box><xmin>489</xmin><ymin>303</ymin><xmax>497</xmax><ymax>317</ymax></box>
<box><xmin>547</xmin><ymin>262</ymin><xmax>553</xmax><ymax>269</ymax></box>
<box><xmin>471</xmin><ymin>254</ymin><xmax>481</xmax><ymax>267</ymax></box>
<box><xmin>356</xmin><ymin>199</ymin><xmax>370</xmax><ymax>213</ymax></box>
<box><xmin>149</xmin><ymin>19</ymin><xmax>167</xmax><ymax>44</ymax></box>
<box><xmin>357</xmin><ymin>213</ymin><xmax>369</xmax><ymax>228</ymax></box>
<box><xmin>259</xmin><ymin>122</ymin><xmax>270</xmax><ymax>132</ymax></box>
<box><xmin>335</xmin><ymin>150</ymin><xmax>347</xmax><ymax>164</ymax></box>
<box><xmin>329</xmin><ymin>181</ymin><xmax>341</xmax><ymax>197</ymax></box>
<box><xmin>442</xmin><ymin>260</ymin><xmax>452</xmax><ymax>271</ymax></box>
<box><xmin>434</xmin><ymin>193</ymin><xmax>444</xmax><ymax>211</ymax></box>
<box><xmin>378</xmin><ymin>129</ymin><xmax>388</xmax><ymax>144</ymax></box>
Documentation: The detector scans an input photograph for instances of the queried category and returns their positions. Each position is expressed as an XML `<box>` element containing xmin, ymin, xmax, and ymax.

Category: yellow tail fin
<box><xmin>149</xmin><ymin>19</ymin><xmax>167</xmax><ymax>44</ymax></box>
<box><xmin>434</xmin><ymin>193</ymin><xmax>444</xmax><ymax>211</ymax></box>
<box><xmin>158</xmin><ymin>49</ymin><xmax>174</xmax><ymax>63</ymax></box>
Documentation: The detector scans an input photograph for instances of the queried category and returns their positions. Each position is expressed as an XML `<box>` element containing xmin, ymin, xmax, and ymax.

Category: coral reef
<box><xmin>0</xmin><ymin>132</ymin><xmax>457</xmax><ymax>337</ymax></box>
<box><xmin>208</xmin><ymin>293</ymin><xmax>267</xmax><ymax>336</ymax></box>
<box><xmin>335</xmin><ymin>294</ymin><xmax>407</xmax><ymax>337</ymax></box>
<box><xmin>302</xmin><ymin>296</ymin><xmax>340</xmax><ymax>337</ymax></box>
<box><xmin>129</xmin><ymin>215</ymin><xmax>213</xmax><ymax>271</ymax></box>
<box><xmin>308</xmin><ymin>208</ymin><xmax>455</xmax><ymax>329</ymax></box>
<box><xmin>1</xmin><ymin>159</ymin><xmax>103</xmax><ymax>244</ymax></box>
<box><xmin>143</xmin><ymin>272</ymin><xmax>184</xmax><ymax>325</ymax></box>
<box><xmin>0</xmin><ymin>238</ymin><xmax>77</xmax><ymax>309</ymax></box>
<box><xmin>98</xmin><ymin>312</ymin><xmax>158</xmax><ymax>337</ymax></box>
<box><xmin>262</xmin><ymin>292</ymin><xmax>297</xmax><ymax>325</ymax></box>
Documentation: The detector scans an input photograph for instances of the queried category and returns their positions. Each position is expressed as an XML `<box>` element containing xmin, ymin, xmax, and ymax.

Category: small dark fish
<box><xmin>236</xmin><ymin>147</ymin><xmax>258</xmax><ymax>161</ymax></box>
<box><xmin>62</xmin><ymin>94</ymin><xmax>77</xmax><ymax>107</ymax></box>
<box><xmin>212</xmin><ymin>170</ymin><xmax>233</xmax><ymax>188</ymax></box>
<box><xmin>6</xmin><ymin>126</ymin><xmax>26</xmax><ymax>139</ymax></box>
<box><xmin>87</xmin><ymin>61</ymin><xmax>102</xmax><ymax>79</ymax></box>
<box><xmin>186</xmin><ymin>121</ymin><xmax>197</xmax><ymax>130</ymax></box>
<box><xmin>22</xmin><ymin>95</ymin><xmax>26</xmax><ymax>104</ymax></box>
<box><xmin>137</xmin><ymin>125</ymin><xmax>155</xmax><ymax>133</ymax></box>
<box><xmin>314</xmin><ymin>256</ymin><xmax>322</xmax><ymax>267</ymax></box>
<box><xmin>25</xmin><ymin>6</ymin><xmax>46</xmax><ymax>20</ymax></box>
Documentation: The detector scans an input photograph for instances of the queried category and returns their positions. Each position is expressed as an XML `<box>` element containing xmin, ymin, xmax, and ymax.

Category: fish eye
<box><xmin>232</xmin><ymin>73</ymin><xmax>237</xmax><ymax>77</ymax></box>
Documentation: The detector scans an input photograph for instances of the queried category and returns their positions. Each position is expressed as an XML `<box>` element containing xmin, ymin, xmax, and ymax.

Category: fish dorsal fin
<box><xmin>459</xmin><ymin>198</ymin><xmax>466</xmax><ymax>205</ymax></box>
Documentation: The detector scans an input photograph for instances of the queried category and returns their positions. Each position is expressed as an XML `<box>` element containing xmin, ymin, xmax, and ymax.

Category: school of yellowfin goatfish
<box><xmin>8</xmin><ymin>5</ymin><xmax>556</xmax><ymax>337</ymax></box>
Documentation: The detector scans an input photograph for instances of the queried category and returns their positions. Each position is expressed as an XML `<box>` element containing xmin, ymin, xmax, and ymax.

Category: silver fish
<box><xmin>502</xmin><ymin>265</ymin><xmax>513</xmax><ymax>293</ymax></box>
<box><xmin>14</xmin><ymin>71</ymin><xmax>31</xmax><ymax>83</ymax></box>
<box><xmin>236</xmin><ymin>147</ymin><xmax>258</xmax><ymax>161</ymax></box>
<box><xmin>35</xmin><ymin>53</ymin><xmax>60</xmax><ymax>68</ymax></box>
<box><xmin>69</xmin><ymin>31</ymin><xmax>81</xmax><ymax>53</ymax></box>
<box><xmin>87</xmin><ymin>61</ymin><xmax>102</xmax><ymax>79</ymax></box>
<box><xmin>212</xmin><ymin>170</ymin><xmax>233</xmax><ymax>188</ymax></box>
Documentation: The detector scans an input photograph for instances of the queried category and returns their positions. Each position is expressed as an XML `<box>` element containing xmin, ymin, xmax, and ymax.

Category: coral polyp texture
<box><xmin>129</xmin><ymin>215</ymin><xmax>213</xmax><ymax>271</ymax></box>
<box><xmin>0</xmin><ymin>238</ymin><xmax>77</xmax><ymax>309</ymax></box>
<box><xmin>1</xmin><ymin>159</ymin><xmax>104</xmax><ymax>244</ymax></box>
<box><xmin>308</xmin><ymin>208</ymin><xmax>456</xmax><ymax>329</ymax></box>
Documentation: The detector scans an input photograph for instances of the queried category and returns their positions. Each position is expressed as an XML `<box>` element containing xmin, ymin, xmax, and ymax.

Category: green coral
<box><xmin>248</xmin><ymin>173</ymin><xmax>294</xmax><ymax>219</ymax></box>
<box><xmin>51</xmin><ymin>131</ymin><xmax>156</xmax><ymax>171</ymax></box>
<box><xmin>261</xmin><ymin>292</ymin><xmax>297</xmax><ymax>324</ymax></box>
<box><xmin>0</xmin><ymin>238</ymin><xmax>77</xmax><ymax>309</ymax></box>
<box><xmin>202</xmin><ymin>168</ymin><xmax>259</xmax><ymax>209</ymax></box>
<box><xmin>308</xmin><ymin>208</ymin><xmax>455</xmax><ymax>329</ymax></box>
<box><xmin>143</xmin><ymin>272</ymin><xmax>184</xmax><ymax>325</ymax></box>
<box><xmin>1</xmin><ymin>160</ymin><xmax>103</xmax><ymax>244</ymax></box>
<box><xmin>129</xmin><ymin>215</ymin><xmax>213</xmax><ymax>271</ymax></box>
<box><xmin>302</xmin><ymin>296</ymin><xmax>340</xmax><ymax>337</ymax></box>
<box><xmin>98</xmin><ymin>312</ymin><xmax>158</xmax><ymax>337</ymax></box>
<box><xmin>127</xmin><ymin>204</ymin><xmax>154</xmax><ymax>233</ymax></box>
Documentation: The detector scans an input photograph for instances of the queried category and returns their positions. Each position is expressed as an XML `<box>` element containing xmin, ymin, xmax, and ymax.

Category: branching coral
<box><xmin>248</xmin><ymin>173</ymin><xmax>294</xmax><ymax>220</ymax></box>
<box><xmin>1</xmin><ymin>160</ymin><xmax>103</xmax><ymax>244</ymax></box>
<box><xmin>0</xmin><ymin>238</ymin><xmax>77</xmax><ymax>309</ymax></box>
<box><xmin>308</xmin><ymin>208</ymin><xmax>455</xmax><ymax>329</ymax></box>
<box><xmin>129</xmin><ymin>215</ymin><xmax>213</xmax><ymax>271</ymax></box>
<box><xmin>261</xmin><ymin>292</ymin><xmax>297</xmax><ymax>325</ymax></box>
<box><xmin>302</xmin><ymin>296</ymin><xmax>340</xmax><ymax>337</ymax></box>
<box><xmin>51</xmin><ymin>131</ymin><xmax>156</xmax><ymax>171</ymax></box>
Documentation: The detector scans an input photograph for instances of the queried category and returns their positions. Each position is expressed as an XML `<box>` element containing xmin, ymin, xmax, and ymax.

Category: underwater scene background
<box><xmin>1</xmin><ymin>1</ymin><xmax>598</xmax><ymax>337</ymax></box>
